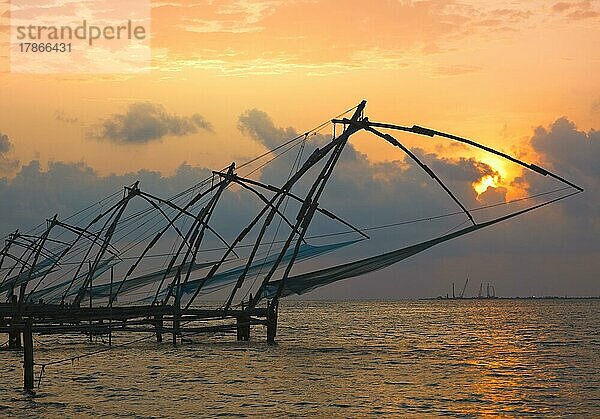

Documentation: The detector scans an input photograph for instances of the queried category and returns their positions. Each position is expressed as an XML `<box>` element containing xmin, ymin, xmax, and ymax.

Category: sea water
<box><xmin>1</xmin><ymin>299</ymin><xmax>599</xmax><ymax>417</ymax></box>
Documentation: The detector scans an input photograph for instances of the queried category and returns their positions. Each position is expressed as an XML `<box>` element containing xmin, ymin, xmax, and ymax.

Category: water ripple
<box><xmin>0</xmin><ymin>299</ymin><xmax>598</xmax><ymax>416</ymax></box>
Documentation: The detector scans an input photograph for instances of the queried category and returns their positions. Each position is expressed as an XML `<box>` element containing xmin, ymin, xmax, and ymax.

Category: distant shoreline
<box><xmin>422</xmin><ymin>296</ymin><xmax>600</xmax><ymax>301</ymax></box>
<box><xmin>285</xmin><ymin>297</ymin><xmax>600</xmax><ymax>302</ymax></box>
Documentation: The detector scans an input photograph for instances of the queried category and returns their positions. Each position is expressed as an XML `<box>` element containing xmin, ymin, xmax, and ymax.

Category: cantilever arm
<box><xmin>53</xmin><ymin>220</ymin><xmax>121</xmax><ymax>256</ymax></box>
<box><xmin>213</xmin><ymin>171</ymin><xmax>306</xmax><ymax>241</ymax></box>
<box><xmin>9</xmin><ymin>238</ymin><xmax>64</xmax><ymax>262</ymax></box>
<box><xmin>137</xmin><ymin>190</ymin><xmax>238</xmax><ymax>258</ymax></box>
<box><xmin>338</xmin><ymin>119</ymin><xmax>584</xmax><ymax>192</ymax></box>
<box><xmin>135</xmin><ymin>194</ymin><xmax>191</xmax><ymax>247</ymax></box>
<box><xmin>17</xmin><ymin>234</ymin><xmax>70</xmax><ymax>247</ymax></box>
<box><xmin>363</xmin><ymin>124</ymin><xmax>476</xmax><ymax>226</ymax></box>
<box><xmin>214</xmin><ymin>172</ymin><xmax>370</xmax><ymax>240</ymax></box>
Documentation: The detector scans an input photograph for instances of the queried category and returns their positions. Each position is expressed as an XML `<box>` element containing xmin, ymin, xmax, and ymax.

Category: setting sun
<box><xmin>473</xmin><ymin>174</ymin><xmax>499</xmax><ymax>195</ymax></box>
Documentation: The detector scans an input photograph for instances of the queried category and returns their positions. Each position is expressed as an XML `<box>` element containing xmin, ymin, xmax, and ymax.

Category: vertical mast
<box><xmin>72</xmin><ymin>183</ymin><xmax>139</xmax><ymax>307</ymax></box>
<box><xmin>250</xmin><ymin>100</ymin><xmax>367</xmax><ymax>308</ymax></box>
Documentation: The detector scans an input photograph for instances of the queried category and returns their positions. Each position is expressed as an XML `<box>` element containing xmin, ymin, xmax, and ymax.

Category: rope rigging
<box><xmin>0</xmin><ymin>101</ymin><xmax>583</xmax><ymax>310</ymax></box>
<box><xmin>0</xmin><ymin>100</ymin><xmax>586</xmax><ymax>396</ymax></box>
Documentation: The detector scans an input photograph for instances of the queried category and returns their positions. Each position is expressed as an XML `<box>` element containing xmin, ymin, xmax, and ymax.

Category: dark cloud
<box><xmin>96</xmin><ymin>102</ymin><xmax>213</xmax><ymax>144</ymax></box>
<box><xmin>0</xmin><ymin>161</ymin><xmax>213</xmax><ymax>236</ymax></box>
<box><xmin>238</xmin><ymin>109</ymin><xmax>297</xmax><ymax>150</ymax></box>
<box><xmin>0</xmin><ymin>158</ymin><xmax>19</xmax><ymax>175</ymax></box>
<box><xmin>518</xmin><ymin>117</ymin><xmax>599</xmax><ymax>234</ymax></box>
<box><xmin>0</xmin><ymin>113</ymin><xmax>597</xmax><ymax>297</ymax></box>
<box><xmin>0</xmin><ymin>133</ymin><xmax>19</xmax><ymax>175</ymax></box>
<box><xmin>479</xmin><ymin>186</ymin><xmax>508</xmax><ymax>206</ymax></box>
<box><xmin>420</xmin><ymin>149</ymin><xmax>496</xmax><ymax>182</ymax></box>
<box><xmin>238</xmin><ymin>108</ymin><xmax>499</xmax><ymax>249</ymax></box>
<box><xmin>0</xmin><ymin>133</ymin><xmax>11</xmax><ymax>154</ymax></box>
<box><xmin>236</xmin><ymin>109</ymin><xmax>598</xmax><ymax>296</ymax></box>
<box><xmin>531</xmin><ymin>117</ymin><xmax>599</xmax><ymax>179</ymax></box>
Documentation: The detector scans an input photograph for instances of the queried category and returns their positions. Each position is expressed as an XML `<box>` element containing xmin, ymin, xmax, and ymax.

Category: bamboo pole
<box><xmin>109</xmin><ymin>267</ymin><xmax>113</xmax><ymax>347</ymax></box>
<box><xmin>266</xmin><ymin>299</ymin><xmax>278</xmax><ymax>345</ymax></box>
<box><xmin>89</xmin><ymin>261</ymin><xmax>92</xmax><ymax>342</ymax></box>
<box><xmin>155</xmin><ymin>314</ymin><xmax>163</xmax><ymax>343</ymax></box>
<box><xmin>9</xmin><ymin>295</ymin><xmax>21</xmax><ymax>349</ymax></box>
<box><xmin>172</xmin><ymin>278</ymin><xmax>180</xmax><ymax>346</ymax></box>
<box><xmin>23</xmin><ymin>319</ymin><xmax>34</xmax><ymax>391</ymax></box>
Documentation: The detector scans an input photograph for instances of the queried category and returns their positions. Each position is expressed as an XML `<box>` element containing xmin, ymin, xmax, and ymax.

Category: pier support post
<box><xmin>108</xmin><ymin>266</ymin><xmax>113</xmax><ymax>347</ymax></box>
<box><xmin>9</xmin><ymin>295</ymin><xmax>21</xmax><ymax>349</ymax></box>
<box><xmin>155</xmin><ymin>314</ymin><xmax>163</xmax><ymax>343</ymax></box>
<box><xmin>172</xmin><ymin>281</ymin><xmax>181</xmax><ymax>346</ymax></box>
<box><xmin>23</xmin><ymin>319</ymin><xmax>34</xmax><ymax>392</ymax></box>
<box><xmin>266</xmin><ymin>300</ymin><xmax>278</xmax><ymax>345</ymax></box>
<box><xmin>8</xmin><ymin>325</ymin><xmax>21</xmax><ymax>349</ymax></box>
<box><xmin>236</xmin><ymin>311</ymin><xmax>250</xmax><ymax>341</ymax></box>
<box><xmin>172</xmin><ymin>316</ymin><xmax>179</xmax><ymax>346</ymax></box>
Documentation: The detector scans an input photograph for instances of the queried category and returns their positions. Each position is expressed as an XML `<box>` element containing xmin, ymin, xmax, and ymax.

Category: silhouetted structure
<box><xmin>0</xmin><ymin>101</ymin><xmax>583</xmax><ymax>390</ymax></box>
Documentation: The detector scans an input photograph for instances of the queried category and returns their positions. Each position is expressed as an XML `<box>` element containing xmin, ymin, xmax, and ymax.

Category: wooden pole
<box><xmin>172</xmin><ymin>278</ymin><xmax>180</xmax><ymax>346</ymax></box>
<box><xmin>155</xmin><ymin>314</ymin><xmax>163</xmax><ymax>343</ymax></box>
<box><xmin>23</xmin><ymin>319</ymin><xmax>34</xmax><ymax>391</ymax></box>
<box><xmin>8</xmin><ymin>325</ymin><xmax>20</xmax><ymax>349</ymax></box>
<box><xmin>89</xmin><ymin>261</ymin><xmax>93</xmax><ymax>343</ymax></box>
<box><xmin>108</xmin><ymin>267</ymin><xmax>113</xmax><ymax>347</ymax></box>
<box><xmin>236</xmin><ymin>302</ymin><xmax>250</xmax><ymax>342</ymax></box>
<box><xmin>9</xmin><ymin>295</ymin><xmax>21</xmax><ymax>349</ymax></box>
<box><xmin>266</xmin><ymin>300</ymin><xmax>278</xmax><ymax>345</ymax></box>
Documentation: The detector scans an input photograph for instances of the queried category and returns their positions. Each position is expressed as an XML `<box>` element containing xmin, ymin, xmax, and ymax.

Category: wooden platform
<box><xmin>0</xmin><ymin>302</ymin><xmax>267</xmax><ymax>328</ymax></box>
<box><xmin>0</xmin><ymin>301</ymin><xmax>278</xmax><ymax>390</ymax></box>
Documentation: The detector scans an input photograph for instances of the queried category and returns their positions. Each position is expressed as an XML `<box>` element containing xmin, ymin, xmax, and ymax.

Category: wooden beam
<box><xmin>23</xmin><ymin>319</ymin><xmax>34</xmax><ymax>391</ymax></box>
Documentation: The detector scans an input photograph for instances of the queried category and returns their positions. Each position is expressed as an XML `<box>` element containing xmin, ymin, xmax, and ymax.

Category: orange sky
<box><xmin>0</xmin><ymin>0</ymin><xmax>598</xmax><ymax>197</ymax></box>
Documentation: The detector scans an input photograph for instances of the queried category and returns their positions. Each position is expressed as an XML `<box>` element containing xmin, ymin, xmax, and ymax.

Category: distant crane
<box><xmin>486</xmin><ymin>283</ymin><xmax>497</xmax><ymax>298</ymax></box>
<box><xmin>459</xmin><ymin>278</ymin><xmax>469</xmax><ymax>299</ymax></box>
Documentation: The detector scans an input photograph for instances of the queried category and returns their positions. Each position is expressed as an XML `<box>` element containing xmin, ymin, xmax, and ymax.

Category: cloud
<box><xmin>237</xmin><ymin>109</ymin><xmax>297</xmax><ymax>149</ymax></box>
<box><xmin>0</xmin><ymin>161</ymin><xmax>213</xmax><ymax>237</ymax></box>
<box><xmin>553</xmin><ymin>2</ymin><xmax>574</xmax><ymax>12</ymax></box>
<box><xmin>236</xmin><ymin>109</ymin><xmax>598</xmax><ymax>296</ymax></box>
<box><xmin>1</xmin><ymin>113</ymin><xmax>495</xmax><ymax>263</ymax></box>
<box><xmin>237</xmin><ymin>107</ymin><xmax>498</xmax><ymax>240</ymax></box>
<box><xmin>0</xmin><ymin>159</ymin><xmax>18</xmax><ymax>175</ymax></box>
<box><xmin>0</xmin><ymin>132</ymin><xmax>11</xmax><ymax>154</ymax></box>
<box><xmin>491</xmin><ymin>8</ymin><xmax>532</xmax><ymax>20</ymax></box>
<box><xmin>171</xmin><ymin>0</ymin><xmax>281</xmax><ymax>33</ymax></box>
<box><xmin>0</xmin><ymin>112</ymin><xmax>596</xmax><ymax>297</ymax></box>
<box><xmin>477</xmin><ymin>185</ymin><xmax>508</xmax><ymax>205</ymax></box>
<box><xmin>518</xmin><ymin>117</ymin><xmax>599</xmax><ymax>233</ymax></box>
<box><xmin>0</xmin><ymin>133</ymin><xmax>19</xmax><ymax>175</ymax></box>
<box><xmin>551</xmin><ymin>1</ymin><xmax>599</xmax><ymax>20</ymax></box>
<box><xmin>530</xmin><ymin>117</ymin><xmax>599</xmax><ymax>179</ymax></box>
<box><xmin>432</xmin><ymin>64</ymin><xmax>482</xmax><ymax>76</ymax></box>
<box><xmin>95</xmin><ymin>102</ymin><xmax>213</xmax><ymax>144</ymax></box>
<box><xmin>151</xmin><ymin>1</ymin><xmax>535</xmax><ymax>76</ymax></box>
